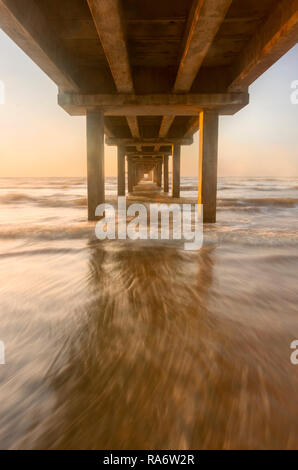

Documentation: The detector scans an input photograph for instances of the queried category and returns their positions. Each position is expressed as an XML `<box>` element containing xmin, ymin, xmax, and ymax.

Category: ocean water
<box><xmin>0</xmin><ymin>176</ymin><xmax>297</xmax><ymax>449</ymax></box>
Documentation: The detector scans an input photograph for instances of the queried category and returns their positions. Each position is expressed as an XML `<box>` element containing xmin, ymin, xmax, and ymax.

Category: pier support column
<box><xmin>199</xmin><ymin>111</ymin><xmax>219</xmax><ymax>223</ymax></box>
<box><xmin>128</xmin><ymin>158</ymin><xmax>134</xmax><ymax>193</ymax></box>
<box><xmin>157</xmin><ymin>162</ymin><xmax>162</xmax><ymax>187</ymax></box>
<box><xmin>172</xmin><ymin>144</ymin><xmax>180</xmax><ymax>198</ymax></box>
<box><xmin>153</xmin><ymin>166</ymin><xmax>158</xmax><ymax>184</ymax></box>
<box><xmin>133</xmin><ymin>163</ymin><xmax>137</xmax><ymax>186</ymax></box>
<box><xmin>117</xmin><ymin>146</ymin><xmax>126</xmax><ymax>196</ymax></box>
<box><xmin>86</xmin><ymin>110</ymin><xmax>105</xmax><ymax>221</ymax></box>
<box><xmin>163</xmin><ymin>155</ymin><xmax>169</xmax><ymax>192</ymax></box>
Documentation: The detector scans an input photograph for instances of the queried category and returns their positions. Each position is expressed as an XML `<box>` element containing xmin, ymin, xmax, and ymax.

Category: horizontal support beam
<box><xmin>126</xmin><ymin>116</ymin><xmax>140</xmax><ymax>138</ymax></box>
<box><xmin>58</xmin><ymin>92</ymin><xmax>249</xmax><ymax>116</ymax></box>
<box><xmin>174</xmin><ymin>0</ymin><xmax>232</xmax><ymax>92</ymax></box>
<box><xmin>129</xmin><ymin>157</ymin><xmax>162</xmax><ymax>162</ymax></box>
<box><xmin>159</xmin><ymin>116</ymin><xmax>175</xmax><ymax>138</ymax></box>
<box><xmin>126</xmin><ymin>151</ymin><xmax>171</xmax><ymax>157</ymax></box>
<box><xmin>229</xmin><ymin>0</ymin><xmax>298</xmax><ymax>90</ymax></box>
<box><xmin>0</xmin><ymin>0</ymin><xmax>79</xmax><ymax>91</ymax></box>
<box><xmin>184</xmin><ymin>116</ymin><xmax>199</xmax><ymax>138</ymax></box>
<box><xmin>105</xmin><ymin>137</ymin><xmax>193</xmax><ymax>146</ymax></box>
<box><xmin>129</xmin><ymin>161</ymin><xmax>162</xmax><ymax>166</ymax></box>
<box><xmin>87</xmin><ymin>0</ymin><xmax>133</xmax><ymax>93</ymax></box>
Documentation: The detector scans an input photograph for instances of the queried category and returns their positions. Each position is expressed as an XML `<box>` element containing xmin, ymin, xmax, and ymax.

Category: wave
<box><xmin>1</xmin><ymin>189</ymin><xmax>298</xmax><ymax>214</ymax></box>
<box><xmin>219</xmin><ymin>186</ymin><xmax>233</xmax><ymax>190</ymax></box>
<box><xmin>0</xmin><ymin>193</ymin><xmax>36</xmax><ymax>203</ymax></box>
<box><xmin>0</xmin><ymin>247</ymin><xmax>83</xmax><ymax>258</ymax></box>
<box><xmin>0</xmin><ymin>223</ymin><xmax>297</xmax><ymax>249</ymax></box>
<box><xmin>181</xmin><ymin>185</ymin><xmax>197</xmax><ymax>191</ymax></box>
<box><xmin>218</xmin><ymin>198</ymin><xmax>298</xmax><ymax>208</ymax></box>
<box><xmin>0</xmin><ymin>224</ymin><xmax>94</xmax><ymax>240</ymax></box>
<box><xmin>0</xmin><ymin>193</ymin><xmax>87</xmax><ymax>207</ymax></box>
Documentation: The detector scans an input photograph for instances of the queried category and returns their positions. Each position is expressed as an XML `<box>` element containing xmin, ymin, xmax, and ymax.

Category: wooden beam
<box><xmin>174</xmin><ymin>0</ymin><xmax>232</xmax><ymax>93</ymax></box>
<box><xmin>229</xmin><ymin>0</ymin><xmax>298</xmax><ymax>90</ymax></box>
<box><xmin>0</xmin><ymin>0</ymin><xmax>79</xmax><ymax>91</ymax></box>
<box><xmin>58</xmin><ymin>92</ymin><xmax>249</xmax><ymax>116</ymax></box>
<box><xmin>106</xmin><ymin>137</ymin><xmax>193</xmax><ymax>146</ymax></box>
<box><xmin>87</xmin><ymin>0</ymin><xmax>133</xmax><ymax>93</ymax></box>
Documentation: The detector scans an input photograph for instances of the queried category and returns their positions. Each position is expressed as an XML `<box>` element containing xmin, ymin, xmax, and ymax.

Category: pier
<box><xmin>0</xmin><ymin>0</ymin><xmax>297</xmax><ymax>222</ymax></box>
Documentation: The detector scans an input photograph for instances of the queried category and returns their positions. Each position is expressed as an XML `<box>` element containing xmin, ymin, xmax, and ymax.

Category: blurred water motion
<box><xmin>0</xmin><ymin>177</ymin><xmax>297</xmax><ymax>449</ymax></box>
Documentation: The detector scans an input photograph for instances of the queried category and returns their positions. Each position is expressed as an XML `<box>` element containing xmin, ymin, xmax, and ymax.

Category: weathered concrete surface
<box><xmin>58</xmin><ymin>92</ymin><xmax>249</xmax><ymax>116</ymax></box>
<box><xmin>174</xmin><ymin>0</ymin><xmax>233</xmax><ymax>93</ymax></box>
<box><xmin>117</xmin><ymin>146</ymin><xmax>126</xmax><ymax>196</ymax></box>
<box><xmin>163</xmin><ymin>155</ymin><xmax>169</xmax><ymax>193</ymax></box>
<box><xmin>86</xmin><ymin>110</ymin><xmax>105</xmax><ymax>220</ymax></box>
<box><xmin>172</xmin><ymin>145</ymin><xmax>181</xmax><ymax>199</ymax></box>
<box><xmin>199</xmin><ymin>111</ymin><xmax>219</xmax><ymax>223</ymax></box>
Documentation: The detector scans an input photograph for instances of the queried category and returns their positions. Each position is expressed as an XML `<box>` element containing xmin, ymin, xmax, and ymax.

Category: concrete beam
<box><xmin>126</xmin><ymin>116</ymin><xmax>142</xmax><ymax>151</ymax></box>
<box><xmin>105</xmin><ymin>137</ymin><xmax>193</xmax><ymax>146</ymax></box>
<box><xmin>157</xmin><ymin>1</ymin><xmax>231</xmax><ymax>147</ymax></box>
<box><xmin>129</xmin><ymin>157</ymin><xmax>162</xmax><ymax>162</ymax></box>
<box><xmin>86</xmin><ymin>110</ymin><xmax>105</xmax><ymax>221</ymax></box>
<box><xmin>87</xmin><ymin>0</ymin><xmax>133</xmax><ymax>94</ymax></box>
<box><xmin>58</xmin><ymin>92</ymin><xmax>249</xmax><ymax>116</ymax></box>
<box><xmin>199</xmin><ymin>110</ymin><xmax>219</xmax><ymax>223</ymax></box>
<box><xmin>229</xmin><ymin>0</ymin><xmax>298</xmax><ymax>90</ymax></box>
<box><xmin>126</xmin><ymin>116</ymin><xmax>140</xmax><ymax>138</ymax></box>
<box><xmin>174</xmin><ymin>0</ymin><xmax>232</xmax><ymax>92</ymax></box>
<box><xmin>159</xmin><ymin>116</ymin><xmax>175</xmax><ymax>138</ymax></box>
<box><xmin>154</xmin><ymin>115</ymin><xmax>175</xmax><ymax>153</ymax></box>
<box><xmin>87</xmin><ymin>0</ymin><xmax>137</xmax><ymax>144</ymax></box>
<box><xmin>184</xmin><ymin>116</ymin><xmax>199</xmax><ymax>138</ymax></box>
<box><xmin>0</xmin><ymin>0</ymin><xmax>79</xmax><ymax>91</ymax></box>
<box><xmin>104</xmin><ymin>124</ymin><xmax>114</xmax><ymax>138</ymax></box>
<box><xmin>126</xmin><ymin>151</ymin><xmax>172</xmax><ymax>157</ymax></box>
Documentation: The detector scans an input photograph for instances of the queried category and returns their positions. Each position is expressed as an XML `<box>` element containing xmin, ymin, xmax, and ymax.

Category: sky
<box><xmin>0</xmin><ymin>29</ymin><xmax>297</xmax><ymax>177</ymax></box>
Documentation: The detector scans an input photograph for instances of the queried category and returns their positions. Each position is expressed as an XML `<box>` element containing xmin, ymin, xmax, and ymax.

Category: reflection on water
<box><xmin>0</xmin><ymin>177</ymin><xmax>297</xmax><ymax>449</ymax></box>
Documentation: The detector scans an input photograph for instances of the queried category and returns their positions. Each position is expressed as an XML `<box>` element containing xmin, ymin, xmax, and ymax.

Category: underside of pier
<box><xmin>1</xmin><ymin>0</ymin><xmax>297</xmax><ymax>221</ymax></box>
